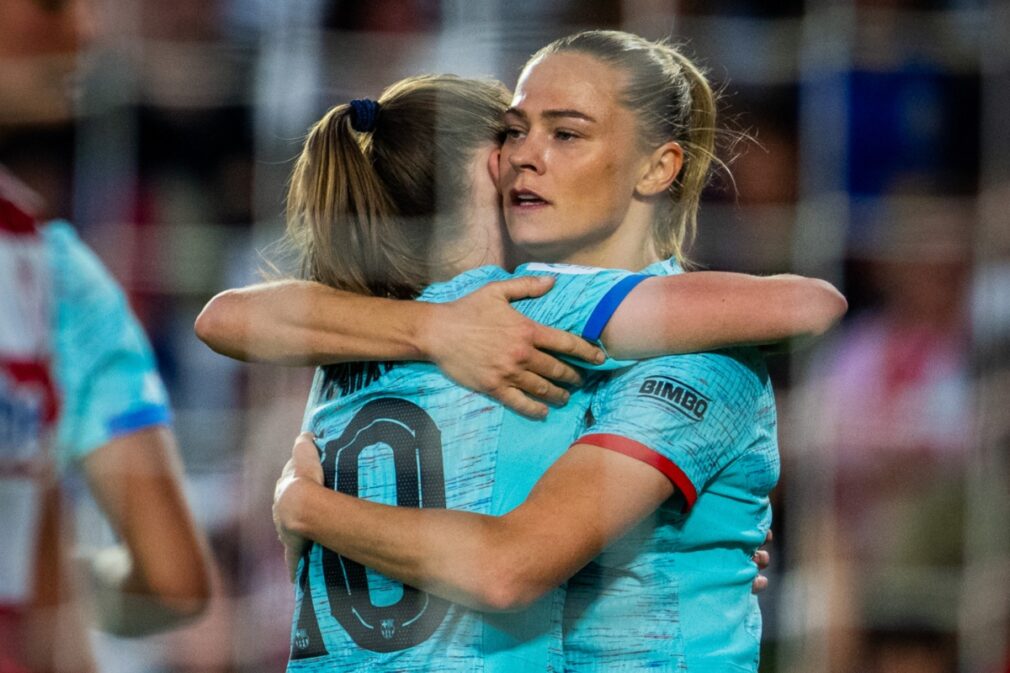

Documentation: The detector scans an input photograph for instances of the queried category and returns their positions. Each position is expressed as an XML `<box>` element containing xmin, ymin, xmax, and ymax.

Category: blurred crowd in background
<box><xmin>2</xmin><ymin>0</ymin><xmax>1009</xmax><ymax>672</ymax></box>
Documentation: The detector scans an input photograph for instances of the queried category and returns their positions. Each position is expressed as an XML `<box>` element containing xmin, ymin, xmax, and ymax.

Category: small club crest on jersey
<box><xmin>380</xmin><ymin>619</ymin><xmax>396</xmax><ymax>640</ymax></box>
<box><xmin>294</xmin><ymin>628</ymin><xmax>310</xmax><ymax>650</ymax></box>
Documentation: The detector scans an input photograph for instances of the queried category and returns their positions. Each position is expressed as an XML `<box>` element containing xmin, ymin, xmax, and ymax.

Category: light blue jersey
<box><xmin>42</xmin><ymin>221</ymin><xmax>171</xmax><ymax>465</ymax></box>
<box><xmin>564</xmin><ymin>259</ymin><xmax>779</xmax><ymax>673</ymax></box>
<box><xmin>289</xmin><ymin>263</ymin><xmax>649</xmax><ymax>673</ymax></box>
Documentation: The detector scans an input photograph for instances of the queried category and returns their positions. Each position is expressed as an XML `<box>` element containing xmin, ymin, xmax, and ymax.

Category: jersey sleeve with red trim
<box><xmin>576</xmin><ymin>348</ymin><xmax>767</xmax><ymax>511</ymax></box>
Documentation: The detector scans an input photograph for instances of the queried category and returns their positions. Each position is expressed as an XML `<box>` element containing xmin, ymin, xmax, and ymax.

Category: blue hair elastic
<box><xmin>349</xmin><ymin>98</ymin><xmax>380</xmax><ymax>133</ymax></box>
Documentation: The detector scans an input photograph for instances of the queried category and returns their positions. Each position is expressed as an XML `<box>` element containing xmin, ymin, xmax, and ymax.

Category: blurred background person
<box><xmin>0</xmin><ymin>1</ymin><xmax>211</xmax><ymax>671</ymax></box>
<box><xmin>798</xmin><ymin>200</ymin><xmax>971</xmax><ymax>673</ymax></box>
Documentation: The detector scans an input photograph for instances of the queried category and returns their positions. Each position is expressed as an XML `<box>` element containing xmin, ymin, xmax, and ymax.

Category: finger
<box><xmin>764</xmin><ymin>529</ymin><xmax>773</xmax><ymax>544</ymax></box>
<box><xmin>533</xmin><ymin>325</ymin><xmax>605</xmax><ymax>364</ymax></box>
<box><xmin>494</xmin><ymin>387</ymin><xmax>549</xmax><ymax>419</ymax></box>
<box><xmin>293</xmin><ymin>433</ymin><xmax>319</xmax><ymax>461</ymax></box>
<box><xmin>526</xmin><ymin>350</ymin><xmax>582</xmax><ymax>386</ymax></box>
<box><xmin>751</xmin><ymin>575</ymin><xmax>769</xmax><ymax>594</ymax></box>
<box><xmin>512</xmin><ymin>372</ymin><xmax>570</xmax><ymax>406</ymax></box>
<box><xmin>292</xmin><ymin>435</ymin><xmax>325</xmax><ymax>483</ymax></box>
<box><xmin>753</xmin><ymin>549</ymin><xmax>770</xmax><ymax>570</ymax></box>
<box><xmin>494</xmin><ymin>275</ymin><xmax>555</xmax><ymax>301</ymax></box>
<box><xmin>295</xmin><ymin>431</ymin><xmax>323</xmax><ymax>459</ymax></box>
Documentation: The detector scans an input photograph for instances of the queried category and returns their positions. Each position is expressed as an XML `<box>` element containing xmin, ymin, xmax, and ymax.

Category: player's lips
<box><xmin>508</xmin><ymin>188</ymin><xmax>551</xmax><ymax>211</ymax></box>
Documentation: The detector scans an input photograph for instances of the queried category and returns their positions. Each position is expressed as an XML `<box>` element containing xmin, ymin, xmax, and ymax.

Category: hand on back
<box><xmin>422</xmin><ymin>276</ymin><xmax>604</xmax><ymax>418</ymax></box>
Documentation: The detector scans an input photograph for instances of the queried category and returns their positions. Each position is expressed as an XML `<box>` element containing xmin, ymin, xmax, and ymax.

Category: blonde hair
<box><xmin>285</xmin><ymin>75</ymin><xmax>510</xmax><ymax>298</ymax></box>
<box><xmin>528</xmin><ymin>31</ymin><xmax>720</xmax><ymax>265</ymax></box>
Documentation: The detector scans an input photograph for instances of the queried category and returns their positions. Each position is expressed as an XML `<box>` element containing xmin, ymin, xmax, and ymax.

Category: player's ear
<box><xmin>636</xmin><ymin>141</ymin><xmax>683</xmax><ymax>197</ymax></box>
<box><xmin>488</xmin><ymin>147</ymin><xmax>501</xmax><ymax>188</ymax></box>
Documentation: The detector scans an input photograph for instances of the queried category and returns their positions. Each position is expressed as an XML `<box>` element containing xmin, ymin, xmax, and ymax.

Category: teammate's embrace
<box><xmin>199</xmin><ymin>32</ymin><xmax>846</xmax><ymax>673</ymax></box>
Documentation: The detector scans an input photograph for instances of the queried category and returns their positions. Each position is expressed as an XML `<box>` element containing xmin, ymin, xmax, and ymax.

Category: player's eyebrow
<box><xmin>504</xmin><ymin>107</ymin><xmax>598</xmax><ymax>124</ymax></box>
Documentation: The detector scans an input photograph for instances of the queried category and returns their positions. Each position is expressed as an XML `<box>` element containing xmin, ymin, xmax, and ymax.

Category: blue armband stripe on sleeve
<box><xmin>106</xmin><ymin>405</ymin><xmax>172</xmax><ymax>437</ymax></box>
<box><xmin>581</xmin><ymin>274</ymin><xmax>652</xmax><ymax>342</ymax></box>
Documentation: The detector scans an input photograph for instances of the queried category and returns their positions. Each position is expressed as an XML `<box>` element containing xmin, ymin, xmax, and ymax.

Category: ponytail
<box><xmin>286</xmin><ymin>104</ymin><xmax>426</xmax><ymax>299</ymax></box>
<box><xmin>661</xmin><ymin>47</ymin><xmax>718</xmax><ymax>265</ymax></box>
<box><xmin>285</xmin><ymin>75</ymin><xmax>509</xmax><ymax>298</ymax></box>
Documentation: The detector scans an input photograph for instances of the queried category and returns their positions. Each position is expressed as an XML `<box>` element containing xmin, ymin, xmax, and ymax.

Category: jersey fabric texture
<box><xmin>288</xmin><ymin>263</ymin><xmax>648</xmax><ymax>673</ymax></box>
<box><xmin>42</xmin><ymin>221</ymin><xmax>171</xmax><ymax>466</ymax></box>
<box><xmin>564</xmin><ymin>258</ymin><xmax>780</xmax><ymax>673</ymax></box>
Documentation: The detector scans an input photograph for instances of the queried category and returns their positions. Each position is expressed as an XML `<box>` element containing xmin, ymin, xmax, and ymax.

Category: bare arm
<box><xmin>196</xmin><ymin>276</ymin><xmax>605</xmax><ymax>418</ymax></box>
<box><xmin>275</xmin><ymin>434</ymin><xmax>672</xmax><ymax>612</ymax></box>
<box><xmin>195</xmin><ymin>280</ymin><xmax>434</xmax><ymax>366</ymax></box>
<box><xmin>601</xmin><ymin>272</ymin><xmax>847</xmax><ymax>359</ymax></box>
<box><xmin>82</xmin><ymin>426</ymin><xmax>212</xmax><ymax>636</ymax></box>
<box><xmin>197</xmin><ymin>272</ymin><xmax>844</xmax><ymax>416</ymax></box>
<box><xmin>198</xmin><ymin>273</ymin><xmax>844</xmax><ymax>365</ymax></box>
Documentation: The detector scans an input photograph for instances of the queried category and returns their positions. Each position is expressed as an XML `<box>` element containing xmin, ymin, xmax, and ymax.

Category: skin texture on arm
<box><xmin>82</xmin><ymin>426</ymin><xmax>212</xmax><ymax>636</ymax></box>
<box><xmin>601</xmin><ymin>272</ymin><xmax>847</xmax><ymax>359</ymax></box>
<box><xmin>196</xmin><ymin>280</ymin><xmax>435</xmax><ymax>366</ymax></box>
<box><xmin>275</xmin><ymin>434</ymin><xmax>673</xmax><ymax>612</ymax></box>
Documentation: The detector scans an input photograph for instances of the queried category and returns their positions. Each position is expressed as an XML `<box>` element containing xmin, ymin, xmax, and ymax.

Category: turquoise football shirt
<box><xmin>288</xmin><ymin>263</ymin><xmax>649</xmax><ymax>673</ymax></box>
<box><xmin>564</xmin><ymin>259</ymin><xmax>779</xmax><ymax>673</ymax></box>
<box><xmin>42</xmin><ymin>221</ymin><xmax>171</xmax><ymax>465</ymax></box>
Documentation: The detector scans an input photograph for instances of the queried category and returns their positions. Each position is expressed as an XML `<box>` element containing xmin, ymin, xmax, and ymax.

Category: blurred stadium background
<box><xmin>2</xmin><ymin>0</ymin><xmax>1008</xmax><ymax>671</ymax></box>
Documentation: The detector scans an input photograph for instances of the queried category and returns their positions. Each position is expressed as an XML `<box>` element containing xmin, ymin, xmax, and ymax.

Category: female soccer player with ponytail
<box><xmin>199</xmin><ymin>31</ymin><xmax>844</xmax><ymax>673</ymax></box>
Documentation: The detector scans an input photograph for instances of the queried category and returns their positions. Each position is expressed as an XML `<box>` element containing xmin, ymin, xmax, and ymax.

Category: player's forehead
<box><xmin>510</xmin><ymin>52</ymin><xmax>627</xmax><ymax>128</ymax></box>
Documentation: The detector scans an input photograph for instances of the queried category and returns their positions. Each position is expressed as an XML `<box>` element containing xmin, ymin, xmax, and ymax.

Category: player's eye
<box><xmin>554</xmin><ymin>129</ymin><xmax>580</xmax><ymax>142</ymax></box>
<box><xmin>504</xmin><ymin>127</ymin><xmax>526</xmax><ymax>141</ymax></box>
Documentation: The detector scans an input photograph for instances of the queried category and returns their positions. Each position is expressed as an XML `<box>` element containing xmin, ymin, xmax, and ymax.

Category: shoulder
<box><xmin>41</xmin><ymin>220</ymin><xmax>123</xmax><ymax>293</ymax></box>
<box><xmin>639</xmin><ymin>257</ymin><xmax>683</xmax><ymax>276</ymax></box>
<box><xmin>512</xmin><ymin>262</ymin><xmax>646</xmax><ymax>310</ymax></box>
<box><xmin>39</xmin><ymin>219</ymin><xmax>79</xmax><ymax>247</ymax></box>
<box><xmin>417</xmin><ymin>265</ymin><xmax>508</xmax><ymax>303</ymax></box>
<box><xmin>40</xmin><ymin>220</ymin><xmax>92</xmax><ymax>265</ymax></box>
<box><xmin>514</xmin><ymin>262</ymin><xmax>639</xmax><ymax>285</ymax></box>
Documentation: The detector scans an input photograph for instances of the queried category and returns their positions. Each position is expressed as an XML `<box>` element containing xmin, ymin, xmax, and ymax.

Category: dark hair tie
<box><xmin>349</xmin><ymin>98</ymin><xmax>380</xmax><ymax>133</ymax></box>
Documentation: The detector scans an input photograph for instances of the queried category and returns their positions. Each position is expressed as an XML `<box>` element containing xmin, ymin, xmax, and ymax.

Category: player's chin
<box><xmin>506</xmin><ymin>227</ymin><xmax>577</xmax><ymax>264</ymax></box>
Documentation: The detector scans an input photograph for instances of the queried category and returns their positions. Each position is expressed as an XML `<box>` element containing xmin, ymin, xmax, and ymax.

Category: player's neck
<box><xmin>548</xmin><ymin>224</ymin><xmax>661</xmax><ymax>271</ymax></box>
<box><xmin>429</xmin><ymin>205</ymin><xmax>506</xmax><ymax>282</ymax></box>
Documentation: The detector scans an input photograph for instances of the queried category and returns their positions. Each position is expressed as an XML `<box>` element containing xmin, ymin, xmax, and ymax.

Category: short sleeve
<box><xmin>576</xmin><ymin>350</ymin><xmax>764</xmax><ymax>511</ymax></box>
<box><xmin>417</xmin><ymin>263</ymin><xmax>648</xmax><ymax>371</ymax></box>
<box><xmin>508</xmin><ymin>263</ymin><xmax>649</xmax><ymax>344</ymax></box>
<box><xmin>43</xmin><ymin>221</ymin><xmax>171</xmax><ymax>464</ymax></box>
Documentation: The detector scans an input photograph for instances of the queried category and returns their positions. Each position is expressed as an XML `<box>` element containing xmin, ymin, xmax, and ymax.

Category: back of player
<box><xmin>286</xmin><ymin>263</ymin><xmax>649</xmax><ymax>673</ymax></box>
<box><xmin>563</xmin><ymin>260</ymin><xmax>780</xmax><ymax>673</ymax></box>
